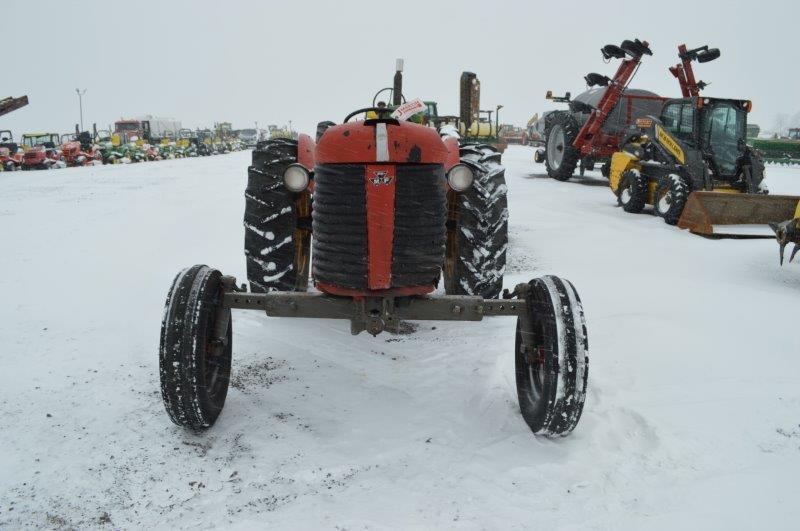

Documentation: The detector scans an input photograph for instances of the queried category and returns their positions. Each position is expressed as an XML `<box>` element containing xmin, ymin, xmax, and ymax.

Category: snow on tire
<box><xmin>515</xmin><ymin>275</ymin><xmax>588</xmax><ymax>436</ymax></box>
<box><xmin>159</xmin><ymin>265</ymin><xmax>232</xmax><ymax>431</ymax></box>
<box><xmin>654</xmin><ymin>174</ymin><xmax>688</xmax><ymax>225</ymax></box>
<box><xmin>244</xmin><ymin>138</ymin><xmax>311</xmax><ymax>292</ymax></box>
<box><xmin>617</xmin><ymin>168</ymin><xmax>647</xmax><ymax>213</ymax></box>
<box><xmin>444</xmin><ymin>143</ymin><xmax>508</xmax><ymax>299</ymax></box>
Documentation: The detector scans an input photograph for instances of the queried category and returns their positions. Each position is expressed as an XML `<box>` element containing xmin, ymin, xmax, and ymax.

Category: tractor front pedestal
<box><xmin>159</xmin><ymin>266</ymin><xmax>589</xmax><ymax>437</ymax></box>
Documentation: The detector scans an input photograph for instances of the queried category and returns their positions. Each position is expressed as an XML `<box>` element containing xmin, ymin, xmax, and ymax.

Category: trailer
<box><xmin>114</xmin><ymin>116</ymin><xmax>182</xmax><ymax>144</ymax></box>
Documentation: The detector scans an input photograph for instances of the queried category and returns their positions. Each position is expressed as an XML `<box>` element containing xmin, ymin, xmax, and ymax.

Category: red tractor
<box><xmin>60</xmin><ymin>131</ymin><xmax>103</xmax><ymax>167</ymax></box>
<box><xmin>0</xmin><ymin>130</ymin><xmax>23</xmax><ymax>171</ymax></box>
<box><xmin>158</xmin><ymin>106</ymin><xmax>590</xmax><ymax>437</ymax></box>
<box><xmin>21</xmin><ymin>133</ymin><xmax>65</xmax><ymax>170</ymax></box>
<box><xmin>145</xmin><ymin>144</ymin><xmax>161</xmax><ymax>161</ymax></box>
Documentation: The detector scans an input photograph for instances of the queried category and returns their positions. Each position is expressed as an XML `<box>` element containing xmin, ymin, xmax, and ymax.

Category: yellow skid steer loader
<box><xmin>609</xmin><ymin>96</ymin><xmax>800</xmax><ymax>238</ymax></box>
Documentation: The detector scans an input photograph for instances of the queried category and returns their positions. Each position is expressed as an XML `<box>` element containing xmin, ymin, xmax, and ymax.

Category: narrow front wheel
<box><xmin>159</xmin><ymin>265</ymin><xmax>232</xmax><ymax>430</ymax></box>
<box><xmin>515</xmin><ymin>276</ymin><xmax>589</xmax><ymax>436</ymax></box>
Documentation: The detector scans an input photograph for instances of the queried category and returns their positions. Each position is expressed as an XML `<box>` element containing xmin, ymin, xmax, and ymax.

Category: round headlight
<box><xmin>283</xmin><ymin>163</ymin><xmax>310</xmax><ymax>192</ymax></box>
<box><xmin>447</xmin><ymin>164</ymin><xmax>474</xmax><ymax>192</ymax></box>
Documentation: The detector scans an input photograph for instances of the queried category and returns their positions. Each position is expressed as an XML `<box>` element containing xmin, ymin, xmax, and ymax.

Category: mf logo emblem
<box><xmin>370</xmin><ymin>170</ymin><xmax>392</xmax><ymax>186</ymax></box>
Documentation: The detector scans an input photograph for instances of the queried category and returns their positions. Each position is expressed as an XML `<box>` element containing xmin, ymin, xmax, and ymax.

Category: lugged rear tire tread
<box><xmin>444</xmin><ymin>144</ymin><xmax>508</xmax><ymax>299</ymax></box>
<box><xmin>544</xmin><ymin>112</ymin><xmax>581</xmax><ymax>181</ymax></box>
<box><xmin>245</xmin><ymin>139</ymin><xmax>311</xmax><ymax>292</ymax></box>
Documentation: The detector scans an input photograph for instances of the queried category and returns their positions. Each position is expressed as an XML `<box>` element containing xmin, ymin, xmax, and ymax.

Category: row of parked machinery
<box><xmin>534</xmin><ymin>39</ymin><xmax>800</xmax><ymax>262</ymax></box>
<box><xmin>0</xmin><ymin>125</ymin><xmax>249</xmax><ymax>171</ymax></box>
<box><xmin>0</xmin><ymin>100</ymin><xmax>267</xmax><ymax>171</ymax></box>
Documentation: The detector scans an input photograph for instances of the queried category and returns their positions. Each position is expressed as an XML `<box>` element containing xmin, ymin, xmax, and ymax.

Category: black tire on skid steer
<box><xmin>544</xmin><ymin>112</ymin><xmax>581</xmax><ymax>181</ymax></box>
<box><xmin>444</xmin><ymin>143</ymin><xmax>508</xmax><ymax>299</ymax></box>
<box><xmin>516</xmin><ymin>275</ymin><xmax>588</xmax><ymax>436</ymax></box>
<box><xmin>654</xmin><ymin>174</ymin><xmax>689</xmax><ymax>225</ymax></box>
<box><xmin>160</xmin><ymin>265</ymin><xmax>232</xmax><ymax>431</ymax></box>
<box><xmin>617</xmin><ymin>169</ymin><xmax>647</xmax><ymax>213</ymax></box>
<box><xmin>600</xmin><ymin>160</ymin><xmax>611</xmax><ymax>178</ymax></box>
<box><xmin>245</xmin><ymin>138</ymin><xmax>311</xmax><ymax>293</ymax></box>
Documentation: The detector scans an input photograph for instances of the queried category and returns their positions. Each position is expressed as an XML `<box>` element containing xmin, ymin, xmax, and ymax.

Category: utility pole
<box><xmin>76</xmin><ymin>88</ymin><xmax>87</xmax><ymax>131</ymax></box>
<box><xmin>288</xmin><ymin>120</ymin><xmax>293</xmax><ymax>134</ymax></box>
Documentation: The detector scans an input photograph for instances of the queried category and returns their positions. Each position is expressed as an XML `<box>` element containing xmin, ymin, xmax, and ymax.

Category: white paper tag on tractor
<box><xmin>391</xmin><ymin>99</ymin><xmax>426</xmax><ymax>121</ymax></box>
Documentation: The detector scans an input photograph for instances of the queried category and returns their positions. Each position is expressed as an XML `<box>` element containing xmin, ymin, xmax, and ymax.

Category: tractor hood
<box><xmin>316</xmin><ymin>120</ymin><xmax>453</xmax><ymax>166</ymax></box>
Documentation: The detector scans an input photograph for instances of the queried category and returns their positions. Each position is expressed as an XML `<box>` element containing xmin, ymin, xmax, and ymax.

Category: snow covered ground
<box><xmin>1</xmin><ymin>147</ymin><xmax>799</xmax><ymax>529</ymax></box>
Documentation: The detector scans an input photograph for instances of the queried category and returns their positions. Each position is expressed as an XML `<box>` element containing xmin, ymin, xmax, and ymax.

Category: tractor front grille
<box><xmin>312</xmin><ymin>164</ymin><xmax>369</xmax><ymax>289</ymax></box>
<box><xmin>391</xmin><ymin>165</ymin><xmax>447</xmax><ymax>287</ymax></box>
<box><xmin>312</xmin><ymin>163</ymin><xmax>446</xmax><ymax>290</ymax></box>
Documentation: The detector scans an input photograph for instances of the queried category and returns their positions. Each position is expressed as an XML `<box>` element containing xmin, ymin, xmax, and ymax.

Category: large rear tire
<box><xmin>160</xmin><ymin>265</ymin><xmax>232</xmax><ymax>431</ymax></box>
<box><xmin>444</xmin><ymin>144</ymin><xmax>508</xmax><ymax>299</ymax></box>
<box><xmin>516</xmin><ymin>276</ymin><xmax>588</xmax><ymax>436</ymax></box>
<box><xmin>544</xmin><ymin>113</ymin><xmax>581</xmax><ymax>181</ymax></box>
<box><xmin>316</xmin><ymin>121</ymin><xmax>335</xmax><ymax>142</ymax></box>
<box><xmin>244</xmin><ymin>139</ymin><xmax>311</xmax><ymax>292</ymax></box>
<box><xmin>654</xmin><ymin>174</ymin><xmax>688</xmax><ymax>225</ymax></box>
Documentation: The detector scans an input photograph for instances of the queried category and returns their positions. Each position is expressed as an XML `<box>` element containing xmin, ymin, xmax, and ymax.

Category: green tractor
<box><xmin>267</xmin><ymin>124</ymin><xmax>297</xmax><ymax>140</ymax></box>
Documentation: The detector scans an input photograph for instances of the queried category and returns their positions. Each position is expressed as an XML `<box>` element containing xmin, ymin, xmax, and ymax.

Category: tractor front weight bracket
<box><xmin>221</xmin><ymin>284</ymin><xmax>527</xmax><ymax>336</ymax></box>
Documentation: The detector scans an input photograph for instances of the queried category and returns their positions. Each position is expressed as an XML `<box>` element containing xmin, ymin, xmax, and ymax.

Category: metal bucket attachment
<box><xmin>677</xmin><ymin>191</ymin><xmax>800</xmax><ymax>238</ymax></box>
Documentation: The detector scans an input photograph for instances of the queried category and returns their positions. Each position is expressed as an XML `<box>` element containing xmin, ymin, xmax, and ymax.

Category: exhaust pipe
<box><xmin>460</xmin><ymin>72</ymin><xmax>480</xmax><ymax>132</ymax></box>
<box><xmin>393</xmin><ymin>58</ymin><xmax>403</xmax><ymax>106</ymax></box>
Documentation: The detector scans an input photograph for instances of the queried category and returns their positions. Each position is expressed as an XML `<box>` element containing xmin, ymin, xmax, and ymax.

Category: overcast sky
<box><xmin>3</xmin><ymin>0</ymin><xmax>798</xmax><ymax>137</ymax></box>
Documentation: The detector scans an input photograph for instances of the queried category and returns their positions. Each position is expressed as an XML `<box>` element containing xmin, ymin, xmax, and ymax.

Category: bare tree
<box><xmin>774</xmin><ymin>113</ymin><xmax>789</xmax><ymax>137</ymax></box>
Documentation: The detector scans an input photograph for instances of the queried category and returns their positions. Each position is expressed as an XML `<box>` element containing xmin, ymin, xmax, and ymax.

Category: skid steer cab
<box><xmin>158</xmin><ymin>107</ymin><xmax>590</xmax><ymax>439</ymax></box>
<box><xmin>610</xmin><ymin>97</ymin><xmax>800</xmax><ymax>236</ymax></box>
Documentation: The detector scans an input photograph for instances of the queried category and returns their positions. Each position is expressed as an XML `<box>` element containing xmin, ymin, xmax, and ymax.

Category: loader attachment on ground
<box><xmin>677</xmin><ymin>191</ymin><xmax>800</xmax><ymax>238</ymax></box>
<box><xmin>769</xmin><ymin>201</ymin><xmax>800</xmax><ymax>264</ymax></box>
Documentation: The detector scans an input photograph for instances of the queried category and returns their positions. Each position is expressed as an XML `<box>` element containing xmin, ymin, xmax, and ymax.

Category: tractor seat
<box><xmin>78</xmin><ymin>131</ymin><xmax>93</xmax><ymax>150</ymax></box>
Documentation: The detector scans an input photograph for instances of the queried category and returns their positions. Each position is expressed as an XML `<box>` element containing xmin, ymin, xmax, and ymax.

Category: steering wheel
<box><xmin>372</xmin><ymin>87</ymin><xmax>406</xmax><ymax>107</ymax></box>
<box><xmin>343</xmin><ymin>107</ymin><xmax>395</xmax><ymax>123</ymax></box>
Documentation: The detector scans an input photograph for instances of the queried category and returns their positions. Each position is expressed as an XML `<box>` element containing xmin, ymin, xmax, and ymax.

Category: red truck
<box><xmin>0</xmin><ymin>130</ymin><xmax>23</xmax><ymax>171</ymax></box>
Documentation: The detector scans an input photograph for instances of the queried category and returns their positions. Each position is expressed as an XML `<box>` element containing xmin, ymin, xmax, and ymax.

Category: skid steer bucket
<box><xmin>677</xmin><ymin>191</ymin><xmax>800</xmax><ymax>238</ymax></box>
